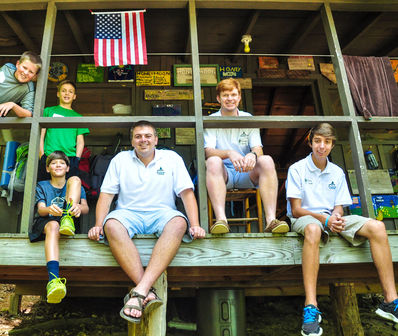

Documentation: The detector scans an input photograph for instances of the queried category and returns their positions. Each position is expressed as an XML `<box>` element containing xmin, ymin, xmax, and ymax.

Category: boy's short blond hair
<box><xmin>46</xmin><ymin>151</ymin><xmax>70</xmax><ymax>167</ymax></box>
<box><xmin>57</xmin><ymin>79</ymin><xmax>76</xmax><ymax>92</ymax></box>
<box><xmin>19</xmin><ymin>51</ymin><xmax>42</xmax><ymax>73</ymax></box>
<box><xmin>216</xmin><ymin>78</ymin><xmax>241</xmax><ymax>96</ymax></box>
<box><xmin>308</xmin><ymin>123</ymin><xmax>337</xmax><ymax>145</ymax></box>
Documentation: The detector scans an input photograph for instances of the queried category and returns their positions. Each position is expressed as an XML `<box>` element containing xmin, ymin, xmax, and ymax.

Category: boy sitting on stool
<box><xmin>29</xmin><ymin>151</ymin><xmax>89</xmax><ymax>303</ymax></box>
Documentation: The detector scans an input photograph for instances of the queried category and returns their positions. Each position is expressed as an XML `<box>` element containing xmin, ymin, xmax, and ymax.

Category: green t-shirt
<box><xmin>43</xmin><ymin>105</ymin><xmax>90</xmax><ymax>156</ymax></box>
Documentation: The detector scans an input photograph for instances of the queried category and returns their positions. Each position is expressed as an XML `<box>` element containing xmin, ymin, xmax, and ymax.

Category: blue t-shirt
<box><xmin>35</xmin><ymin>180</ymin><xmax>86</xmax><ymax>218</ymax></box>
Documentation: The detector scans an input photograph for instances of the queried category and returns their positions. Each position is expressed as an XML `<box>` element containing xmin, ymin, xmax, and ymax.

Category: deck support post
<box><xmin>9</xmin><ymin>292</ymin><xmax>22</xmax><ymax>315</ymax></box>
<box><xmin>128</xmin><ymin>272</ymin><xmax>168</xmax><ymax>336</ymax></box>
<box><xmin>329</xmin><ymin>282</ymin><xmax>364</xmax><ymax>336</ymax></box>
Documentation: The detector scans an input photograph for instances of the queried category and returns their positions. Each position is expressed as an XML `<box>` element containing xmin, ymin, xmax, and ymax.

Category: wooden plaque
<box><xmin>173</xmin><ymin>64</ymin><xmax>220</xmax><ymax>86</ymax></box>
<box><xmin>136</xmin><ymin>71</ymin><xmax>171</xmax><ymax>86</ymax></box>
<box><xmin>144</xmin><ymin>89</ymin><xmax>204</xmax><ymax>100</ymax></box>
<box><xmin>348</xmin><ymin>169</ymin><xmax>394</xmax><ymax>195</ymax></box>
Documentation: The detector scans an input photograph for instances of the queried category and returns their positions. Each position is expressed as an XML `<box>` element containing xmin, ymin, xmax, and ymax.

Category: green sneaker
<box><xmin>47</xmin><ymin>275</ymin><xmax>67</xmax><ymax>304</ymax></box>
<box><xmin>59</xmin><ymin>201</ymin><xmax>75</xmax><ymax>235</ymax></box>
<box><xmin>59</xmin><ymin>214</ymin><xmax>75</xmax><ymax>235</ymax></box>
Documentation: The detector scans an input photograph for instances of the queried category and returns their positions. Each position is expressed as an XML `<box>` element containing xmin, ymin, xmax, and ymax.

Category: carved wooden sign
<box><xmin>144</xmin><ymin>89</ymin><xmax>204</xmax><ymax>100</ymax></box>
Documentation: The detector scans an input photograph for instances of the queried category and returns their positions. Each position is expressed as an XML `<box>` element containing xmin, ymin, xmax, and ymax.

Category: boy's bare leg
<box><xmin>65</xmin><ymin>176</ymin><xmax>82</xmax><ymax>205</ymax></box>
<box><xmin>357</xmin><ymin>219</ymin><xmax>398</xmax><ymax>302</ymax></box>
<box><xmin>206</xmin><ymin>156</ymin><xmax>228</xmax><ymax>221</ymax></box>
<box><xmin>44</xmin><ymin>221</ymin><xmax>60</xmax><ymax>262</ymax></box>
<box><xmin>302</xmin><ymin>224</ymin><xmax>322</xmax><ymax>307</ymax></box>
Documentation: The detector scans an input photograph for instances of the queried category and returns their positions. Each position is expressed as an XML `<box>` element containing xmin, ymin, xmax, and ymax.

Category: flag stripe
<box><xmin>133</xmin><ymin>13</ymin><xmax>139</xmax><ymax>65</ymax></box>
<box><xmin>139</xmin><ymin>12</ymin><xmax>147</xmax><ymax>64</ymax></box>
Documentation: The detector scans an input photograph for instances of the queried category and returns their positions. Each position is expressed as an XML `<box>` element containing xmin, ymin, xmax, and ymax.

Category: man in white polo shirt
<box><xmin>88</xmin><ymin>120</ymin><xmax>205</xmax><ymax>324</ymax></box>
<box><xmin>204</xmin><ymin>78</ymin><xmax>289</xmax><ymax>234</ymax></box>
<box><xmin>286</xmin><ymin>122</ymin><xmax>398</xmax><ymax>336</ymax></box>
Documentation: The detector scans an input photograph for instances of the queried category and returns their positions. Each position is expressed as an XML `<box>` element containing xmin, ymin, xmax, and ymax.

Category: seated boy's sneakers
<box><xmin>301</xmin><ymin>304</ymin><xmax>323</xmax><ymax>336</ymax></box>
<box><xmin>59</xmin><ymin>214</ymin><xmax>75</xmax><ymax>236</ymax></box>
<box><xmin>47</xmin><ymin>276</ymin><xmax>67</xmax><ymax>304</ymax></box>
<box><xmin>375</xmin><ymin>298</ymin><xmax>398</xmax><ymax>323</ymax></box>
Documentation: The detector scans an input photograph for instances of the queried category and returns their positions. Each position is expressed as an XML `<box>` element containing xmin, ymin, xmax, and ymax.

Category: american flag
<box><xmin>94</xmin><ymin>11</ymin><xmax>147</xmax><ymax>67</ymax></box>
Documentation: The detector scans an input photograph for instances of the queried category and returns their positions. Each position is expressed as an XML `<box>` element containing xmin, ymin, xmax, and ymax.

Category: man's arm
<box><xmin>39</xmin><ymin>128</ymin><xmax>46</xmax><ymax>158</ymax></box>
<box><xmin>76</xmin><ymin>134</ymin><xmax>85</xmax><ymax>158</ymax></box>
<box><xmin>87</xmin><ymin>192</ymin><xmax>115</xmax><ymax>241</ymax></box>
<box><xmin>290</xmin><ymin>198</ymin><xmax>345</xmax><ymax>233</ymax></box>
<box><xmin>179</xmin><ymin>188</ymin><xmax>205</xmax><ymax>239</ymax></box>
<box><xmin>0</xmin><ymin>102</ymin><xmax>32</xmax><ymax>117</ymax></box>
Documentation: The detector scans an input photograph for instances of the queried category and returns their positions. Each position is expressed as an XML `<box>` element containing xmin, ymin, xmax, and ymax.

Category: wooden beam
<box><xmin>63</xmin><ymin>10</ymin><xmax>91</xmax><ymax>63</ymax></box>
<box><xmin>284</xmin><ymin>12</ymin><xmax>320</xmax><ymax>53</ymax></box>
<box><xmin>375</xmin><ymin>36</ymin><xmax>398</xmax><ymax>57</ymax></box>
<box><xmin>20</xmin><ymin>1</ymin><xmax>57</xmax><ymax>233</ymax></box>
<box><xmin>1</xmin><ymin>233</ymin><xmax>398</xmax><ymax>268</ymax></box>
<box><xmin>321</xmin><ymin>3</ymin><xmax>374</xmax><ymax>218</ymax></box>
<box><xmin>189</xmin><ymin>0</ymin><xmax>209</xmax><ymax>230</ymax></box>
<box><xmin>341</xmin><ymin>12</ymin><xmax>383</xmax><ymax>52</ymax></box>
<box><xmin>0</xmin><ymin>11</ymin><xmax>38</xmax><ymax>53</ymax></box>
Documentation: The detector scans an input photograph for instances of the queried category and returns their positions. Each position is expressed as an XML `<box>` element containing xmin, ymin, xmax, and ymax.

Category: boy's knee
<box><xmin>104</xmin><ymin>219</ymin><xmax>126</xmax><ymax>238</ymax></box>
<box><xmin>206</xmin><ymin>156</ymin><xmax>224</xmax><ymax>172</ymax></box>
<box><xmin>365</xmin><ymin>219</ymin><xmax>386</xmax><ymax>238</ymax></box>
<box><xmin>304</xmin><ymin>223</ymin><xmax>322</xmax><ymax>243</ymax></box>
<box><xmin>44</xmin><ymin>221</ymin><xmax>60</xmax><ymax>234</ymax></box>
<box><xmin>256</xmin><ymin>155</ymin><xmax>276</xmax><ymax>171</ymax></box>
<box><xmin>67</xmin><ymin>175</ymin><xmax>81</xmax><ymax>186</ymax></box>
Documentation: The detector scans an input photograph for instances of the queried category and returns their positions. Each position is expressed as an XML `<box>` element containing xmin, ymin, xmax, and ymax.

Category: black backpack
<box><xmin>89</xmin><ymin>154</ymin><xmax>116</xmax><ymax>198</ymax></box>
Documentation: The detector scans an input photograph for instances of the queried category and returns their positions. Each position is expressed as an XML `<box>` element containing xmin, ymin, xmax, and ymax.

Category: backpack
<box><xmin>78</xmin><ymin>147</ymin><xmax>93</xmax><ymax>195</ymax></box>
<box><xmin>6</xmin><ymin>143</ymin><xmax>29</xmax><ymax>205</ymax></box>
<box><xmin>89</xmin><ymin>154</ymin><xmax>115</xmax><ymax>198</ymax></box>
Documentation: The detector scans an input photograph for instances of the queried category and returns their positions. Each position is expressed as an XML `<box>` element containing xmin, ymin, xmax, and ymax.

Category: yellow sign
<box><xmin>136</xmin><ymin>71</ymin><xmax>171</xmax><ymax>86</ymax></box>
<box><xmin>175</xmin><ymin>128</ymin><xmax>196</xmax><ymax>145</ymax></box>
<box><xmin>144</xmin><ymin>89</ymin><xmax>204</xmax><ymax>100</ymax></box>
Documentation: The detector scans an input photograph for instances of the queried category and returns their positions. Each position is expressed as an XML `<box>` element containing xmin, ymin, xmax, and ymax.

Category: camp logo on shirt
<box><xmin>328</xmin><ymin>181</ymin><xmax>336</xmax><ymax>189</ymax></box>
<box><xmin>157</xmin><ymin>167</ymin><xmax>165</xmax><ymax>175</ymax></box>
<box><xmin>304</xmin><ymin>178</ymin><xmax>313</xmax><ymax>184</ymax></box>
<box><xmin>238</xmin><ymin>132</ymin><xmax>249</xmax><ymax>146</ymax></box>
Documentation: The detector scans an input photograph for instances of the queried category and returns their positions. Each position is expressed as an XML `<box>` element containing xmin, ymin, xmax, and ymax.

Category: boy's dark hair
<box><xmin>130</xmin><ymin>120</ymin><xmax>157</xmax><ymax>137</ymax></box>
<box><xmin>308</xmin><ymin>123</ymin><xmax>337</xmax><ymax>145</ymax></box>
<box><xmin>19</xmin><ymin>51</ymin><xmax>42</xmax><ymax>73</ymax></box>
<box><xmin>216</xmin><ymin>78</ymin><xmax>241</xmax><ymax>97</ymax></box>
<box><xmin>46</xmin><ymin>151</ymin><xmax>70</xmax><ymax>167</ymax></box>
<box><xmin>57</xmin><ymin>79</ymin><xmax>76</xmax><ymax>92</ymax></box>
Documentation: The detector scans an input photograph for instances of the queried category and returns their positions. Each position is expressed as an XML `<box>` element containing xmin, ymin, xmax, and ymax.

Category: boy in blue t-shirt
<box><xmin>29</xmin><ymin>151</ymin><xmax>89</xmax><ymax>304</ymax></box>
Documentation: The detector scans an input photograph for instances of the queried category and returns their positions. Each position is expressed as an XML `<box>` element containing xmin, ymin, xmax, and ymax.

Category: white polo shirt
<box><xmin>101</xmin><ymin>149</ymin><xmax>194</xmax><ymax>212</ymax></box>
<box><xmin>203</xmin><ymin>110</ymin><xmax>262</xmax><ymax>167</ymax></box>
<box><xmin>286</xmin><ymin>153</ymin><xmax>352</xmax><ymax>217</ymax></box>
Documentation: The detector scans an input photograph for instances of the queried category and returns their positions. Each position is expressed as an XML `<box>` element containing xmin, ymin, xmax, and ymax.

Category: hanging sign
<box><xmin>144</xmin><ymin>89</ymin><xmax>204</xmax><ymax>100</ymax></box>
<box><xmin>288</xmin><ymin>56</ymin><xmax>315</xmax><ymax>71</ymax></box>
<box><xmin>258</xmin><ymin>57</ymin><xmax>279</xmax><ymax>69</ymax></box>
<box><xmin>219</xmin><ymin>66</ymin><xmax>242</xmax><ymax>79</ymax></box>
<box><xmin>136</xmin><ymin>71</ymin><xmax>171</xmax><ymax>86</ymax></box>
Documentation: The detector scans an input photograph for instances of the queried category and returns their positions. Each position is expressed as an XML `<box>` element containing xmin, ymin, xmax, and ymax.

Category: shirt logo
<box><xmin>157</xmin><ymin>167</ymin><xmax>165</xmax><ymax>175</ymax></box>
<box><xmin>328</xmin><ymin>181</ymin><xmax>336</xmax><ymax>189</ymax></box>
<box><xmin>304</xmin><ymin>178</ymin><xmax>313</xmax><ymax>184</ymax></box>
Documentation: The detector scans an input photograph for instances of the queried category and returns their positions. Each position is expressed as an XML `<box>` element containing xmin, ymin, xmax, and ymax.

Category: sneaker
<box><xmin>375</xmin><ymin>298</ymin><xmax>398</xmax><ymax>323</ymax></box>
<box><xmin>47</xmin><ymin>275</ymin><xmax>67</xmax><ymax>304</ymax></box>
<box><xmin>301</xmin><ymin>304</ymin><xmax>323</xmax><ymax>336</ymax></box>
<box><xmin>264</xmin><ymin>219</ymin><xmax>289</xmax><ymax>233</ymax></box>
<box><xmin>59</xmin><ymin>213</ymin><xmax>75</xmax><ymax>236</ymax></box>
<box><xmin>210</xmin><ymin>220</ymin><xmax>229</xmax><ymax>234</ymax></box>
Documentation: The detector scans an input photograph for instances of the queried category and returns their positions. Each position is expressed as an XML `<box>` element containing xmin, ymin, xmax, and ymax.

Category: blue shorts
<box><xmin>225</xmin><ymin>164</ymin><xmax>256</xmax><ymax>190</ymax></box>
<box><xmin>103</xmin><ymin>208</ymin><xmax>192</xmax><ymax>243</ymax></box>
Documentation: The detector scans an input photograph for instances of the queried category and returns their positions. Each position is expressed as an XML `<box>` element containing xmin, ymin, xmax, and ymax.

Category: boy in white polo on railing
<box><xmin>286</xmin><ymin>122</ymin><xmax>398</xmax><ymax>336</ymax></box>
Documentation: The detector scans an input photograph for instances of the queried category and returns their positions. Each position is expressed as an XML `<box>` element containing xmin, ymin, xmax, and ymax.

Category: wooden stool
<box><xmin>208</xmin><ymin>189</ymin><xmax>264</xmax><ymax>233</ymax></box>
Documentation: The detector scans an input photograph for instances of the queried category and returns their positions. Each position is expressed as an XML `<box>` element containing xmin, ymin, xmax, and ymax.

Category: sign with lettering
<box><xmin>219</xmin><ymin>65</ymin><xmax>242</xmax><ymax>79</ymax></box>
<box><xmin>173</xmin><ymin>64</ymin><xmax>220</xmax><ymax>86</ymax></box>
<box><xmin>136</xmin><ymin>71</ymin><xmax>171</xmax><ymax>86</ymax></box>
<box><xmin>288</xmin><ymin>56</ymin><xmax>315</xmax><ymax>71</ymax></box>
<box><xmin>144</xmin><ymin>89</ymin><xmax>204</xmax><ymax>100</ymax></box>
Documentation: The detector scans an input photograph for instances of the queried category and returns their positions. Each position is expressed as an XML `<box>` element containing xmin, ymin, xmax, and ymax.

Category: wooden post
<box><xmin>128</xmin><ymin>272</ymin><xmax>168</xmax><ymax>336</ymax></box>
<box><xmin>9</xmin><ymin>293</ymin><xmax>22</xmax><ymax>315</ymax></box>
<box><xmin>329</xmin><ymin>282</ymin><xmax>364</xmax><ymax>336</ymax></box>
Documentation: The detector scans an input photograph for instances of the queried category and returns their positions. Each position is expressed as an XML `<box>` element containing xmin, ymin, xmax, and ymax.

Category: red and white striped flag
<box><xmin>94</xmin><ymin>10</ymin><xmax>147</xmax><ymax>67</ymax></box>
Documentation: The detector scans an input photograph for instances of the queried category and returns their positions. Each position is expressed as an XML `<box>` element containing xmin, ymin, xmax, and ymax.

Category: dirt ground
<box><xmin>0</xmin><ymin>284</ymin><xmax>397</xmax><ymax>335</ymax></box>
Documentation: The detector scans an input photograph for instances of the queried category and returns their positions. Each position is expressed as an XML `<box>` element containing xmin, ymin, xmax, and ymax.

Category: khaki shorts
<box><xmin>290</xmin><ymin>214</ymin><xmax>369</xmax><ymax>247</ymax></box>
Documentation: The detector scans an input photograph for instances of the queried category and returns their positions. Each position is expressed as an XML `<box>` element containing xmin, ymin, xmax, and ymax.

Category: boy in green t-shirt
<box><xmin>38</xmin><ymin>80</ymin><xmax>89</xmax><ymax>181</ymax></box>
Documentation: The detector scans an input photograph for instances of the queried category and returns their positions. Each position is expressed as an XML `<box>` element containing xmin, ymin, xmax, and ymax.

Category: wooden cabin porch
<box><xmin>1</xmin><ymin>0</ymin><xmax>398</xmax><ymax>334</ymax></box>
